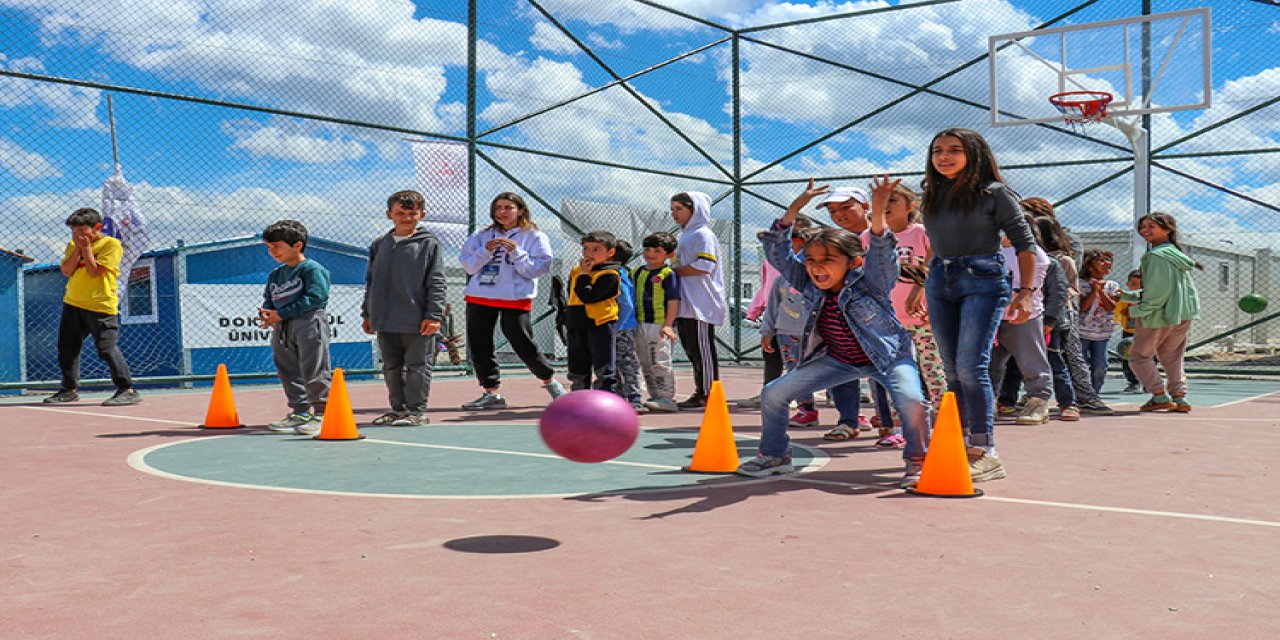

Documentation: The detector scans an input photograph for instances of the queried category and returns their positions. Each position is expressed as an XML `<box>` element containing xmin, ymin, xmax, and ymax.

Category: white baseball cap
<box><xmin>814</xmin><ymin>186</ymin><xmax>870</xmax><ymax>209</ymax></box>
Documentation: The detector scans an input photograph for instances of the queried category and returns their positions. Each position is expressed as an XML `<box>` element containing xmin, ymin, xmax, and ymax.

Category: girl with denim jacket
<box><xmin>736</xmin><ymin>178</ymin><xmax>930</xmax><ymax>490</ymax></box>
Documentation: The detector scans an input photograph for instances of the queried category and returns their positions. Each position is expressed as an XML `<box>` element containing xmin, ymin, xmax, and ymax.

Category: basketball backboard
<box><xmin>989</xmin><ymin>7</ymin><xmax>1211</xmax><ymax>127</ymax></box>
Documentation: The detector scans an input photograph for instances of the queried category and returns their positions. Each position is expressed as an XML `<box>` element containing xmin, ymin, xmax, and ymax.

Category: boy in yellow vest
<box><xmin>45</xmin><ymin>208</ymin><xmax>141</xmax><ymax>406</ymax></box>
<box><xmin>565</xmin><ymin>230</ymin><xmax>622</xmax><ymax>394</ymax></box>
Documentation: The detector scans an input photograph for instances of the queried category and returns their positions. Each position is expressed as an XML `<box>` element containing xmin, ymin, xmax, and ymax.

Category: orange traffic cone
<box><xmin>199</xmin><ymin>364</ymin><xmax>243</xmax><ymax>429</ymax></box>
<box><xmin>314</xmin><ymin>368</ymin><xmax>362</xmax><ymax>441</ymax></box>
<box><xmin>683</xmin><ymin>380</ymin><xmax>740</xmax><ymax>473</ymax></box>
<box><xmin>909</xmin><ymin>391</ymin><xmax>982</xmax><ymax>498</ymax></box>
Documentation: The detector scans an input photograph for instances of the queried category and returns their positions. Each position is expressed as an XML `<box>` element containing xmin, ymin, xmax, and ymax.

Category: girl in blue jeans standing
<box><xmin>920</xmin><ymin>129</ymin><xmax>1039</xmax><ymax>483</ymax></box>
<box><xmin>737</xmin><ymin>177</ymin><xmax>930</xmax><ymax>490</ymax></box>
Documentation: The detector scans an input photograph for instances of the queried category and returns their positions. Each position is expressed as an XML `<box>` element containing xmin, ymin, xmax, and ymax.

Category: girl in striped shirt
<box><xmin>737</xmin><ymin>177</ymin><xmax>930</xmax><ymax>490</ymax></box>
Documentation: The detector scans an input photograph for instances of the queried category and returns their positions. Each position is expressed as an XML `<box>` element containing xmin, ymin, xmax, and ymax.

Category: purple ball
<box><xmin>539</xmin><ymin>390</ymin><xmax>639</xmax><ymax>463</ymax></box>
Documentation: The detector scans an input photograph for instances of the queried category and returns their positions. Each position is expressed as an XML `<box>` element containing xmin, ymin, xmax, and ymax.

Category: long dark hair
<box><xmin>488</xmin><ymin>192</ymin><xmax>538</xmax><ymax>231</ymax></box>
<box><xmin>922</xmin><ymin>128</ymin><xmax>1005</xmax><ymax>216</ymax></box>
<box><xmin>1137</xmin><ymin>211</ymin><xmax>1203</xmax><ymax>270</ymax></box>
<box><xmin>1031</xmin><ymin>215</ymin><xmax>1071</xmax><ymax>255</ymax></box>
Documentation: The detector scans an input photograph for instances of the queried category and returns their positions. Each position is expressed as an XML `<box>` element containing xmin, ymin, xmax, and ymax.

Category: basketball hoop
<box><xmin>1049</xmin><ymin>90</ymin><xmax>1113</xmax><ymax>130</ymax></box>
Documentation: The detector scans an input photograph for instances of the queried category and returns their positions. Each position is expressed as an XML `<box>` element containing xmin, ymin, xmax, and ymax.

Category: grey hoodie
<box><xmin>362</xmin><ymin>226</ymin><xmax>447</xmax><ymax>334</ymax></box>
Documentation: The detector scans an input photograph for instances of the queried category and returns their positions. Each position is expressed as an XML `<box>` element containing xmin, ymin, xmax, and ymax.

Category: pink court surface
<box><xmin>3</xmin><ymin>366</ymin><xmax>1278</xmax><ymax>639</ymax></box>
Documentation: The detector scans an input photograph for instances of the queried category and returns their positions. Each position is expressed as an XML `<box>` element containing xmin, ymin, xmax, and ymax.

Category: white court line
<box><xmin>782</xmin><ymin>476</ymin><xmax>1280</xmax><ymax>528</ymax></box>
<box><xmin>361</xmin><ymin>437</ymin><xmax>682</xmax><ymax>471</ymax></box>
<box><xmin>1213</xmin><ymin>388</ymin><xmax>1280</xmax><ymax>409</ymax></box>
<box><xmin>17</xmin><ymin>405</ymin><xmax>199</xmax><ymax>426</ymax></box>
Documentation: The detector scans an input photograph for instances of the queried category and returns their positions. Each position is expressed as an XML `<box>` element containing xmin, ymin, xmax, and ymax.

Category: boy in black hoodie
<box><xmin>361</xmin><ymin>190</ymin><xmax>447</xmax><ymax>426</ymax></box>
<box><xmin>565</xmin><ymin>230</ymin><xmax>622</xmax><ymax>394</ymax></box>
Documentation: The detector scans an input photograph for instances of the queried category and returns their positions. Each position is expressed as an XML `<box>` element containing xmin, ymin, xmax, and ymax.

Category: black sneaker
<box><xmin>1077</xmin><ymin>399</ymin><xmax>1114</xmax><ymax>415</ymax></box>
<box><xmin>43</xmin><ymin>390</ymin><xmax>79</xmax><ymax>404</ymax></box>
<box><xmin>101</xmin><ymin>389</ymin><xmax>143</xmax><ymax>406</ymax></box>
<box><xmin>677</xmin><ymin>394</ymin><xmax>707</xmax><ymax>410</ymax></box>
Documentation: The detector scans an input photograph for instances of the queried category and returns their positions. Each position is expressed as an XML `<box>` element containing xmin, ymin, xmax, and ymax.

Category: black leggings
<box><xmin>676</xmin><ymin>317</ymin><xmax>719</xmax><ymax>398</ymax></box>
<box><xmin>466</xmin><ymin>302</ymin><xmax>556</xmax><ymax>390</ymax></box>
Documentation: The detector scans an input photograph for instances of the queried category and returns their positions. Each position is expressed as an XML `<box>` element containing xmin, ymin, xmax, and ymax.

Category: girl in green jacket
<box><xmin>1123</xmin><ymin>212</ymin><xmax>1201</xmax><ymax>412</ymax></box>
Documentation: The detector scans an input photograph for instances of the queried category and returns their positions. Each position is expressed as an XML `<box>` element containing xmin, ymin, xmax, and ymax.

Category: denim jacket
<box><xmin>759</xmin><ymin>221</ymin><xmax>912</xmax><ymax>373</ymax></box>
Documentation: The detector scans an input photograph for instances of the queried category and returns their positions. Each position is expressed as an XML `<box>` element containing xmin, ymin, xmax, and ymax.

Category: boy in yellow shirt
<box><xmin>44</xmin><ymin>208</ymin><xmax>141</xmax><ymax>406</ymax></box>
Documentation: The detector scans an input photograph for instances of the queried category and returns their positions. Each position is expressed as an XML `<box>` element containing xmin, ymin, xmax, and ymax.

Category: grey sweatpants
<box><xmin>990</xmin><ymin>316</ymin><xmax>1052</xmax><ymax>401</ymax></box>
<box><xmin>616</xmin><ymin>327</ymin><xmax>643</xmax><ymax>403</ymax></box>
<box><xmin>272</xmin><ymin>309</ymin><xmax>332</xmax><ymax>414</ymax></box>
<box><xmin>635</xmin><ymin>323</ymin><xmax>676</xmax><ymax>401</ymax></box>
<box><xmin>377</xmin><ymin>332</ymin><xmax>437</xmax><ymax>414</ymax></box>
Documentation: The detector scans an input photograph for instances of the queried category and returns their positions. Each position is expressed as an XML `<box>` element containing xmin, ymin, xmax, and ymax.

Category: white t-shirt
<box><xmin>1077</xmin><ymin>279</ymin><xmax>1121</xmax><ymax>340</ymax></box>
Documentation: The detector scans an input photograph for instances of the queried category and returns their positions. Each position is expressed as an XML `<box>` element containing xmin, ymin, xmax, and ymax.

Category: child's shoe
<box><xmin>996</xmin><ymin>403</ymin><xmax>1018</xmax><ymax>417</ymax></box>
<box><xmin>101</xmin><ymin>389</ymin><xmax>142</xmax><ymax>406</ymax></box>
<box><xmin>543</xmin><ymin>379</ymin><xmax>566</xmax><ymax>399</ymax></box>
<box><xmin>631</xmin><ymin>400</ymin><xmax>650</xmax><ymax>414</ymax></box>
<box><xmin>1058</xmin><ymin>405</ymin><xmax>1081</xmax><ymax>421</ymax></box>
<box><xmin>644</xmin><ymin>398</ymin><xmax>679</xmax><ymax>413</ymax></box>
<box><xmin>294</xmin><ymin>416</ymin><xmax>322</xmax><ymax>436</ymax></box>
<box><xmin>788</xmin><ymin>407</ymin><xmax>819</xmax><ymax>427</ymax></box>
<box><xmin>389</xmin><ymin>413</ymin><xmax>430</xmax><ymax>426</ymax></box>
<box><xmin>735</xmin><ymin>395</ymin><xmax>761</xmax><ymax>410</ymax></box>
<box><xmin>462</xmin><ymin>392</ymin><xmax>507</xmax><ymax>411</ymax></box>
<box><xmin>677</xmin><ymin>394</ymin><xmax>707</xmax><ymax>410</ymax></box>
<box><xmin>43</xmin><ymin>389</ymin><xmax>79</xmax><ymax>404</ymax></box>
<box><xmin>875</xmin><ymin>434</ymin><xmax>907</xmax><ymax>449</ymax></box>
<box><xmin>1122</xmin><ymin>382</ymin><xmax>1142</xmax><ymax>394</ymax></box>
<box><xmin>1078</xmin><ymin>399</ymin><xmax>1115</xmax><ymax>415</ymax></box>
<box><xmin>967</xmin><ymin>446</ymin><xmax>1007</xmax><ymax>482</ymax></box>
<box><xmin>735</xmin><ymin>453</ymin><xmax>795</xmax><ymax>477</ymax></box>
<box><xmin>1171</xmin><ymin>396</ymin><xmax>1192</xmax><ymax>413</ymax></box>
<box><xmin>268</xmin><ymin>412</ymin><xmax>314</xmax><ymax>432</ymax></box>
<box><xmin>899</xmin><ymin>461</ymin><xmax>924</xmax><ymax>489</ymax></box>
<box><xmin>1015</xmin><ymin>397</ymin><xmax>1050</xmax><ymax>425</ymax></box>
<box><xmin>856</xmin><ymin>415</ymin><xmax>872</xmax><ymax>432</ymax></box>
<box><xmin>1140</xmin><ymin>394</ymin><xmax>1177</xmax><ymax>412</ymax></box>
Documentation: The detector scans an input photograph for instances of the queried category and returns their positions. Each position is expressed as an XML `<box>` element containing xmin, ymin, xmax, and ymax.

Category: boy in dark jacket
<box><xmin>565</xmin><ymin>230</ymin><xmax>622</xmax><ymax>394</ymax></box>
<box><xmin>361</xmin><ymin>190</ymin><xmax>447</xmax><ymax>426</ymax></box>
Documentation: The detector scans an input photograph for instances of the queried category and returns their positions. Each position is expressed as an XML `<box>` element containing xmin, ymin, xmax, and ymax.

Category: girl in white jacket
<box><xmin>458</xmin><ymin>192</ymin><xmax>566</xmax><ymax>410</ymax></box>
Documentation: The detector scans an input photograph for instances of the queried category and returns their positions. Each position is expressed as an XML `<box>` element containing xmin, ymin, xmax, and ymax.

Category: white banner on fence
<box><xmin>411</xmin><ymin>140</ymin><xmax>470</xmax><ymax>248</ymax></box>
<box><xmin>178</xmin><ymin>284</ymin><xmax>371</xmax><ymax>349</ymax></box>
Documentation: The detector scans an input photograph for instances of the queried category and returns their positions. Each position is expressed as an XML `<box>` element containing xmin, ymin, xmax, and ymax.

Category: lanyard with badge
<box><xmin>479</xmin><ymin>228</ymin><xmax>516</xmax><ymax>286</ymax></box>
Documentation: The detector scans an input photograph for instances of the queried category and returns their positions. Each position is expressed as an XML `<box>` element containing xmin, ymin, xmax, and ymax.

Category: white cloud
<box><xmin>0</xmin><ymin>137</ymin><xmax>62</xmax><ymax>180</ymax></box>
<box><xmin>0</xmin><ymin>55</ymin><xmax>103</xmax><ymax>130</ymax></box>
<box><xmin>530</xmin><ymin>22</ymin><xmax>580</xmax><ymax>54</ymax></box>
<box><xmin>587</xmin><ymin>33</ymin><xmax>624</xmax><ymax>50</ymax></box>
<box><xmin>223</xmin><ymin>121</ymin><xmax>367</xmax><ymax>164</ymax></box>
<box><xmin>8</xmin><ymin>0</ymin><xmax>499</xmax><ymax>133</ymax></box>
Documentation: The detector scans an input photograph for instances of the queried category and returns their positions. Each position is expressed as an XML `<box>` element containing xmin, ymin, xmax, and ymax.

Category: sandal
<box><xmin>875</xmin><ymin>434</ymin><xmax>906</xmax><ymax>449</ymax></box>
<box><xmin>822</xmin><ymin>424</ymin><xmax>859</xmax><ymax>441</ymax></box>
<box><xmin>1171</xmin><ymin>397</ymin><xmax>1192</xmax><ymax>413</ymax></box>
<box><xmin>371</xmin><ymin>411</ymin><xmax>404</xmax><ymax>426</ymax></box>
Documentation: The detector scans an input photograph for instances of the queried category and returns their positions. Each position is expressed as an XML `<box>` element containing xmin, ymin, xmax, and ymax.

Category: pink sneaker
<box><xmin>788</xmin><ymin>408</ymin><xmax>819</xmax><ymax>427</ymax></box>
<box><xmin>856</xmin><ymin>415</ymin><xmax>872</xmax><ymax>431</ymax></box>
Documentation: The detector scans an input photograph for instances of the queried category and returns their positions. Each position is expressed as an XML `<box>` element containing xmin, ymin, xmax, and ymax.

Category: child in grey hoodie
<box><xmin>362</xmin><ymin>190</ymin><xmax>447</xmax><ymax>426</ymax></box>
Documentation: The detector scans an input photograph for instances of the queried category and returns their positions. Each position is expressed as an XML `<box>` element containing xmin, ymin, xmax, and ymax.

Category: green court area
<box><xmin>1098</xmin><ymin>377</ymin><xmax>1279</xmax><ymax>407</ymax></box>
<box><xmin>131</xmin><ymin>425</ymin><xmax>828</xmax><ymax>498</ymax></box>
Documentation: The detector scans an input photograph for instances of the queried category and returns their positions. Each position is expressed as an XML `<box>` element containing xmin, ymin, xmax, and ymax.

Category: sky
<box><xmin>1</xmin><ymin>0</ymin><xmax>1278</xmax><ymax>265</ymax></box>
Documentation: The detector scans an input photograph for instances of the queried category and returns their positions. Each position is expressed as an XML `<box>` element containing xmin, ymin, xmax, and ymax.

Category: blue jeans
<box><xmin>926</xmin><ymin>254</ymin><xmax>1011</xmax><ymax>448</ymax></box>
<box><xmin>1079</xmin><ymin>337</ymin><xmax>1110</xmax><ymax>395</ymax></box>
<box><xmin>759</xmin><ymin>354</ymin><xmax>927</xmax><ymax>463</ymax></box>
<box><xmin>1047</xmin><ymin>325</ymin><xmax>1077</xmax><ymax>407</ymax></box>
<box><xmin>777</xmin><ymin>333</ymin><xmax>862</xmax><ymax>418</ymax></box>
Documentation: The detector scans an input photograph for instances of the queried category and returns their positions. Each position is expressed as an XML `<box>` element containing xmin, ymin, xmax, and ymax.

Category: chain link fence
<box><xmin>2</xmin><ymin>0</ymin><xmax>1277</xmax><ymax>389</ymax></box>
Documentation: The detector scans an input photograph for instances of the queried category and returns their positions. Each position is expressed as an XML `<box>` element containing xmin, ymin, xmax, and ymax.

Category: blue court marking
<box><xmin>129</xmin><ymin>424</ymin><xmax>830</xmax><ymax>499</ymax></box>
